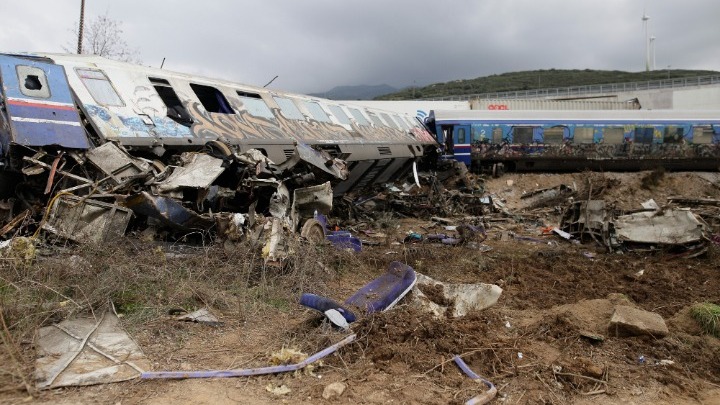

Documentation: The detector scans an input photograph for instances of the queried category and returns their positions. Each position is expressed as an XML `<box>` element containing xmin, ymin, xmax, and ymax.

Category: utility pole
<box><xmin>77</xmin><ymin>0</ymin><xmax>86</xmax><ymax>54</ymax></box>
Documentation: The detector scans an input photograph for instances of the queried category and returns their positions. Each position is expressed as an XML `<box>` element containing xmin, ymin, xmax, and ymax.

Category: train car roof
<box><xmin>430</xmin><ymin>109</ymin><xmax>720</xmax><ymax>122</ymax></box>
<box><xmin>9</xmin><ymin>52</ymin><xmax>418</xmax><ymax>119</ymax></box>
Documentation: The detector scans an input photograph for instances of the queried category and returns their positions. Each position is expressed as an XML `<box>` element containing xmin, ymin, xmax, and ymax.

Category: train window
<box><xmin>300</xmin><ymin>101</ymin><xmax>331</xmax><ymax>123</ymax></box>
<box><xmin>456</xmin><ymin>127</ymin><xmax>467</xmax><ymax>143</ymax></box>
<box><xmin>471</xmin><ymin>126</ymin><xmax>482</xmax><ymax>142</ymax></box>
<box><xmin>16</xmin><ymin>66</ymin><xmax>50</xmax><ymax>98</ymax></box>
<box><xmin>512</xmin><ymin>127</ymin><xmax>533</xmax><ymax>144</ymax></box>
<box><xmin>692</xmin><ymin>126</ymin><xmax>713</xmax><ymax>144</ymax></box>
<box><xmin>404</xmin><ymin>116</ymin><xmax>417</xmax><ymax>128</ymax></box>
<box><xmin>76</xmin><ymin>68</ymin><xmax>124</xmax><ymax>106</ymax></box>
<box><xmin>328</xmin><ymin>105</ymin><xmax>351</xmax><ymax>125</ymax></box>
<box><xmin>367</xmin><ymin>112</ymin><xmax>385</xmax><ymax>127</ymax></box>
<box><xmin>492</xmin><ymin>127</ymin><xmax>503</xmax><ymax>143</ymax></box>
<box><xmin>663</xmin><ymin>126</ymin><xmax>684</xmax><ymax>144</ymax></box>
<box><xmin>380</xmin><ymin>113</ymin><xmax>400</xmax><ymax>130</ymax></box>
<box><xmin>603</xmin><ymin>127</ymin><xmax>624</xmax><ymax>144</ymax></box>
<box><xmin>634</xmin><ymin>127</ymin><xmax>654</xmax><ymax>144</ymax></box>
<box><xmin>574</xmin><ymin>127</ymin><xmax>594</xmax><ymax>144</ymax></box>
<box><xmin>273</xmin><ymin>96</ymin><xmax>305</xmax><ymax>120</ymax></box>
<box><xmin>544</xmin><ymin>127</ymin><xmax>565</xmax><ymax>144</ymax></box>
<box><xmin>149</xmin><ymin>77</ymin><xmax>194</xmax><ymax>126</ymax></box>
<box><xmin>348</xmin><ymin>108</ymin><xmax>370</xmax><ymax>126</ymax></box>
<box><xmin>236</xmin><ymin>91</ymin><xmax>274</xmax><ymax>119</ymax></box>
<box><xmin>190</xmin><ymin>83</ymin><xmax>235</xmax><ymax>114</ymax></box>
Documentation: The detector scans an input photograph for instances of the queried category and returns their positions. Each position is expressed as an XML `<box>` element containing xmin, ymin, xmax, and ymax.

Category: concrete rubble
<box><xmin>607</xmin><ymin>305</ymin><xmax>670</xmax><ymax>338</ymax></box>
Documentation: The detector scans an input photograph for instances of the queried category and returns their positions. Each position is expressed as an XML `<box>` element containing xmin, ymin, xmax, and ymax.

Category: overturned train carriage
<box><xmin>427</xmin><ymin>109</ymin><xmax>720</xmax><ymax>173</ymax></box>
<box><xmin>0</xmin><ymin>53</ymin><xmax>436</xmax><ymax>192</ymax></box>
<box><xmin>0</xmin><ymin>52</ymin><xmax>436</xmax><ymax>241</ymax></box>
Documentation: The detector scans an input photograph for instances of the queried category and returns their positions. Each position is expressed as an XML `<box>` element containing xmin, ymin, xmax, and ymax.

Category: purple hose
<box><xmin>141</xmin><ymin>334</ymin><xmax>356</xmax><ymax>380</ymax></box>
<box><xmin>453</xmin><ymin>355</ymin><xmax>498</xmax><ymax>405</ymax></box>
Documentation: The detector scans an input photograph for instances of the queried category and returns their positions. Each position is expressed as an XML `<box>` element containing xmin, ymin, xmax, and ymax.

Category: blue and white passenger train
<box><xmin>426</xmin><ymin>110</ymin><xmax>720</xmax><ymax>173</ymax></box>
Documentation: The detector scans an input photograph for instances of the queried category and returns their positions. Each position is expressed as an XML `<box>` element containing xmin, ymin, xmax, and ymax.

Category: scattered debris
<box><xmin>175</xmin><ymin>308</ymin><xmax>223</xmax><ymax>327</ymax></box>
<box><xmin>411</xmin><ymin>273</ymin><xmax>502</xmax><ymax>318</ymax></box>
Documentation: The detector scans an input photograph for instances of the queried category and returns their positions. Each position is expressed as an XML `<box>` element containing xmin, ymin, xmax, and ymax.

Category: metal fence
<box><xmin>422</xmin><ymin>75</ymin><xmax>720</xmax><ymax>101</ymax></box>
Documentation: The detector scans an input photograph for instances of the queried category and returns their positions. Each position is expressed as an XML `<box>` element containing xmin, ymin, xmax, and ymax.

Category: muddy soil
<box><xmin>2</xmin><ymin>171</ymin><xmax>720</xmax><ymax>404</ymax></box>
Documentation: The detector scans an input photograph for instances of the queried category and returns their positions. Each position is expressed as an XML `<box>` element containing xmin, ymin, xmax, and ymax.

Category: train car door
<box><xmin>451</xmin><ymin>124</ymin><xmax>471</xmax><ymax>164</ymax></box>
<box><xmin>0</xmin><ymin>55</ymin><xmax>90</xmax><ymax>150</ymax></box>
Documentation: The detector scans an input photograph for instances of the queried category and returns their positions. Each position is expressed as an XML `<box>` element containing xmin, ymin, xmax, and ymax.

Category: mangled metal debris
<box><xmin>560</xmin><ymin>199</ymin><xmax>708</xmax><ymax>253</ymax></box>
<box><xmin>7</xmin><ymin>138</ymin><xmax>354</xmax><ymax>257</ymax></box>
<box><xmin>42</xmin><ymin>194</ymin><xmax>133</xmax><ymax>243</ymax></box>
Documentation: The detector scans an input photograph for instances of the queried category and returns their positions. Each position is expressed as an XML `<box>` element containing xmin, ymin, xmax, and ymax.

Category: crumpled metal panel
<box><xmin>155</xmin><ymin>153</ymin><xmax>226</xmax><ymax>193</ymax></box>
<box><xmin>614</xmin><ymin>209</ymin><xmax>705</xmax><ymax>245</ymax></box>
<box><xmin>35</xmin><ymin>310</ymin><xmax>151</xmax><ymax>389</ymax></box>
<box><xmin>277</xmin><ymin>142</ymin><xmax>348</xmax><ymax>180</ymax></box>
<box><xmin>290</xmin><ymin>182</ymin><xmax>333</xmax><ymax>231</ymax></box>
<box><xmin>42</xmin><ymin>195</ymin><xmax>133</xmax><ymax>243</ymax></box>
<box><xmin>85</xmin><ymin>142</ymin><xmax>151</xmax><ymax>184</ymax></box>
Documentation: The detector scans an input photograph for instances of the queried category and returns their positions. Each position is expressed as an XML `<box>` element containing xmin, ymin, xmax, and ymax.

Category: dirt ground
<box><xmin>2</xmin><ymin>171</ymin><xmax>720</xmax><ymax>404</ymax></box>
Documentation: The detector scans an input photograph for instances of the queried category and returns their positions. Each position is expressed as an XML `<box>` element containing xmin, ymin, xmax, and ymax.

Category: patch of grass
<box><xmin>690</xmin><ymin>302</ymin><xmax>720</xmax><ymax>337</ymax></box>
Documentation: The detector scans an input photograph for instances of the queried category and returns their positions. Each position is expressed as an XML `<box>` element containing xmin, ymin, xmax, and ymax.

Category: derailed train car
<box><xmin>426</xmin><ymin>109</ymin><xmax>720</xmax><ymax>173</ymax></box>
<box><xmin>0</xmin><ymin>52</ymin><xmax>436</xmax><ymax>248</ymax></box>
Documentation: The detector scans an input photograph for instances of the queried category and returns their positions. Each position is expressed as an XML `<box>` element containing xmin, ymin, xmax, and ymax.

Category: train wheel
<box><xmin>151</xmin><ymin>159</ymin><xmax>167</xmax><ymax>174</ymax></box>
<box><xmin>491</xmin><ymin>163</ymin><xmax>505</xmax><ymax>178</ymax></box>
<box><xmin>300</xmin><ymin>218</ymin><xmax>326</xmax><ymax>244</ymax></box>
<box><xmin>204</xmin><ymin>140</ymin><xmax>233</xmax><ymax>158</ymax></box>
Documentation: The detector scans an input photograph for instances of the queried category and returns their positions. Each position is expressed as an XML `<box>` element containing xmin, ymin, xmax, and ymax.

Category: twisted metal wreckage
<box><xmin>0</xmin><ymin>53</ymin><xmax>438</xmax><ymax>260</ymax></box>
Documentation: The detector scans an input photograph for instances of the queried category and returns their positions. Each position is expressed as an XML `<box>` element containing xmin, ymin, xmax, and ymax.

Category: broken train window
<box><xmin>16</xmin><ymin>65</ymin><xmax>50</xmax><ymax>98</ymax></box>
<box><xmin>236</xmin><ymin>91</ymin><xmax>275</xmax><ymax>119</ymax></box>
<box><xmin>76</xmin><ymin>68</ymin><xmax>124</xmax><ymax>106</ymax></box>
<box><xmin>149</xmin><ymin>77</ymin><xmax>194</xmax><ymax>126</ymax></box>
<box><xmin>190</xmin><ymin>83</ymin><xmax>235</xmax><ymax>114</ymax></box>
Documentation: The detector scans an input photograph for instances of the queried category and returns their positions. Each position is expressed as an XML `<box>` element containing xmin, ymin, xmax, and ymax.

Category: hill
<box><xmin>376</xmin><ymin>69</ymin><xmax>720</xmax><ymax>100</ymax></box>
<box><xmin>309</xmin><ymin>84</ymin><xmax>398</xmax><ymax>100</ymax></box>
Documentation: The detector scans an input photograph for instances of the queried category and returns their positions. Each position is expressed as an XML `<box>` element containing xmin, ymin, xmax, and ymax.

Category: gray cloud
<box><xmin>1</xmin><ymin>0</ymin><xmax>718</xmax><ymax>94</ymax></box>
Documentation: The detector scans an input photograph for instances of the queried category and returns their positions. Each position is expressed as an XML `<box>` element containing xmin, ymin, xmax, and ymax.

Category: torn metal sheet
<box><xmin>277</xmin><ymin>143</ymin><xmax>348</xmax><ymax>180</ymax></box>
<box><xmin>85</xmin><ymin>142</ymin><xmax>151</xmax><ymax>185</ymax></box>
<box><xmin>411</xmin><ymin>273</ymin><xmax>502</xmax><ymax>318</ymax></box>
<box><xmin>614</xmin><ymin>209</ymin><xmax>705</xmax><ymax>245</ymax></box>
<box><xmin>560</xmin><ymin>200</ymin><xmax>609</xmax><ymax>243</ymax></box>
<box><xmin>123</xmin><ymin>191</ymin><xmax>214</xmax><ymax>231</ymax></box>
<box><xmin>155</xmin><ymin>153</ymin><xmax>226</xmax><ymax>193</ymax></box>
<box><xmin>35</xmin><ymin>310</ymin><xmax>151</xmax><ymax>389</ymax></box>
<box><xmin>42</xmin><ymin>195</ymin><xmax>133</xmax><ymax>243</ymax></box>
<box><xmin>290</xmin><ymin>182</ymin><xmax>333</xmax><ymax>231</ymax></box>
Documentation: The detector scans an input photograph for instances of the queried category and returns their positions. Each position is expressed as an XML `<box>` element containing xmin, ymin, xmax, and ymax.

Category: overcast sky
<box><xmin>1</xmin><ymin>1</ymin><xmax>719</xmax><ymax>94</ymax></box>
